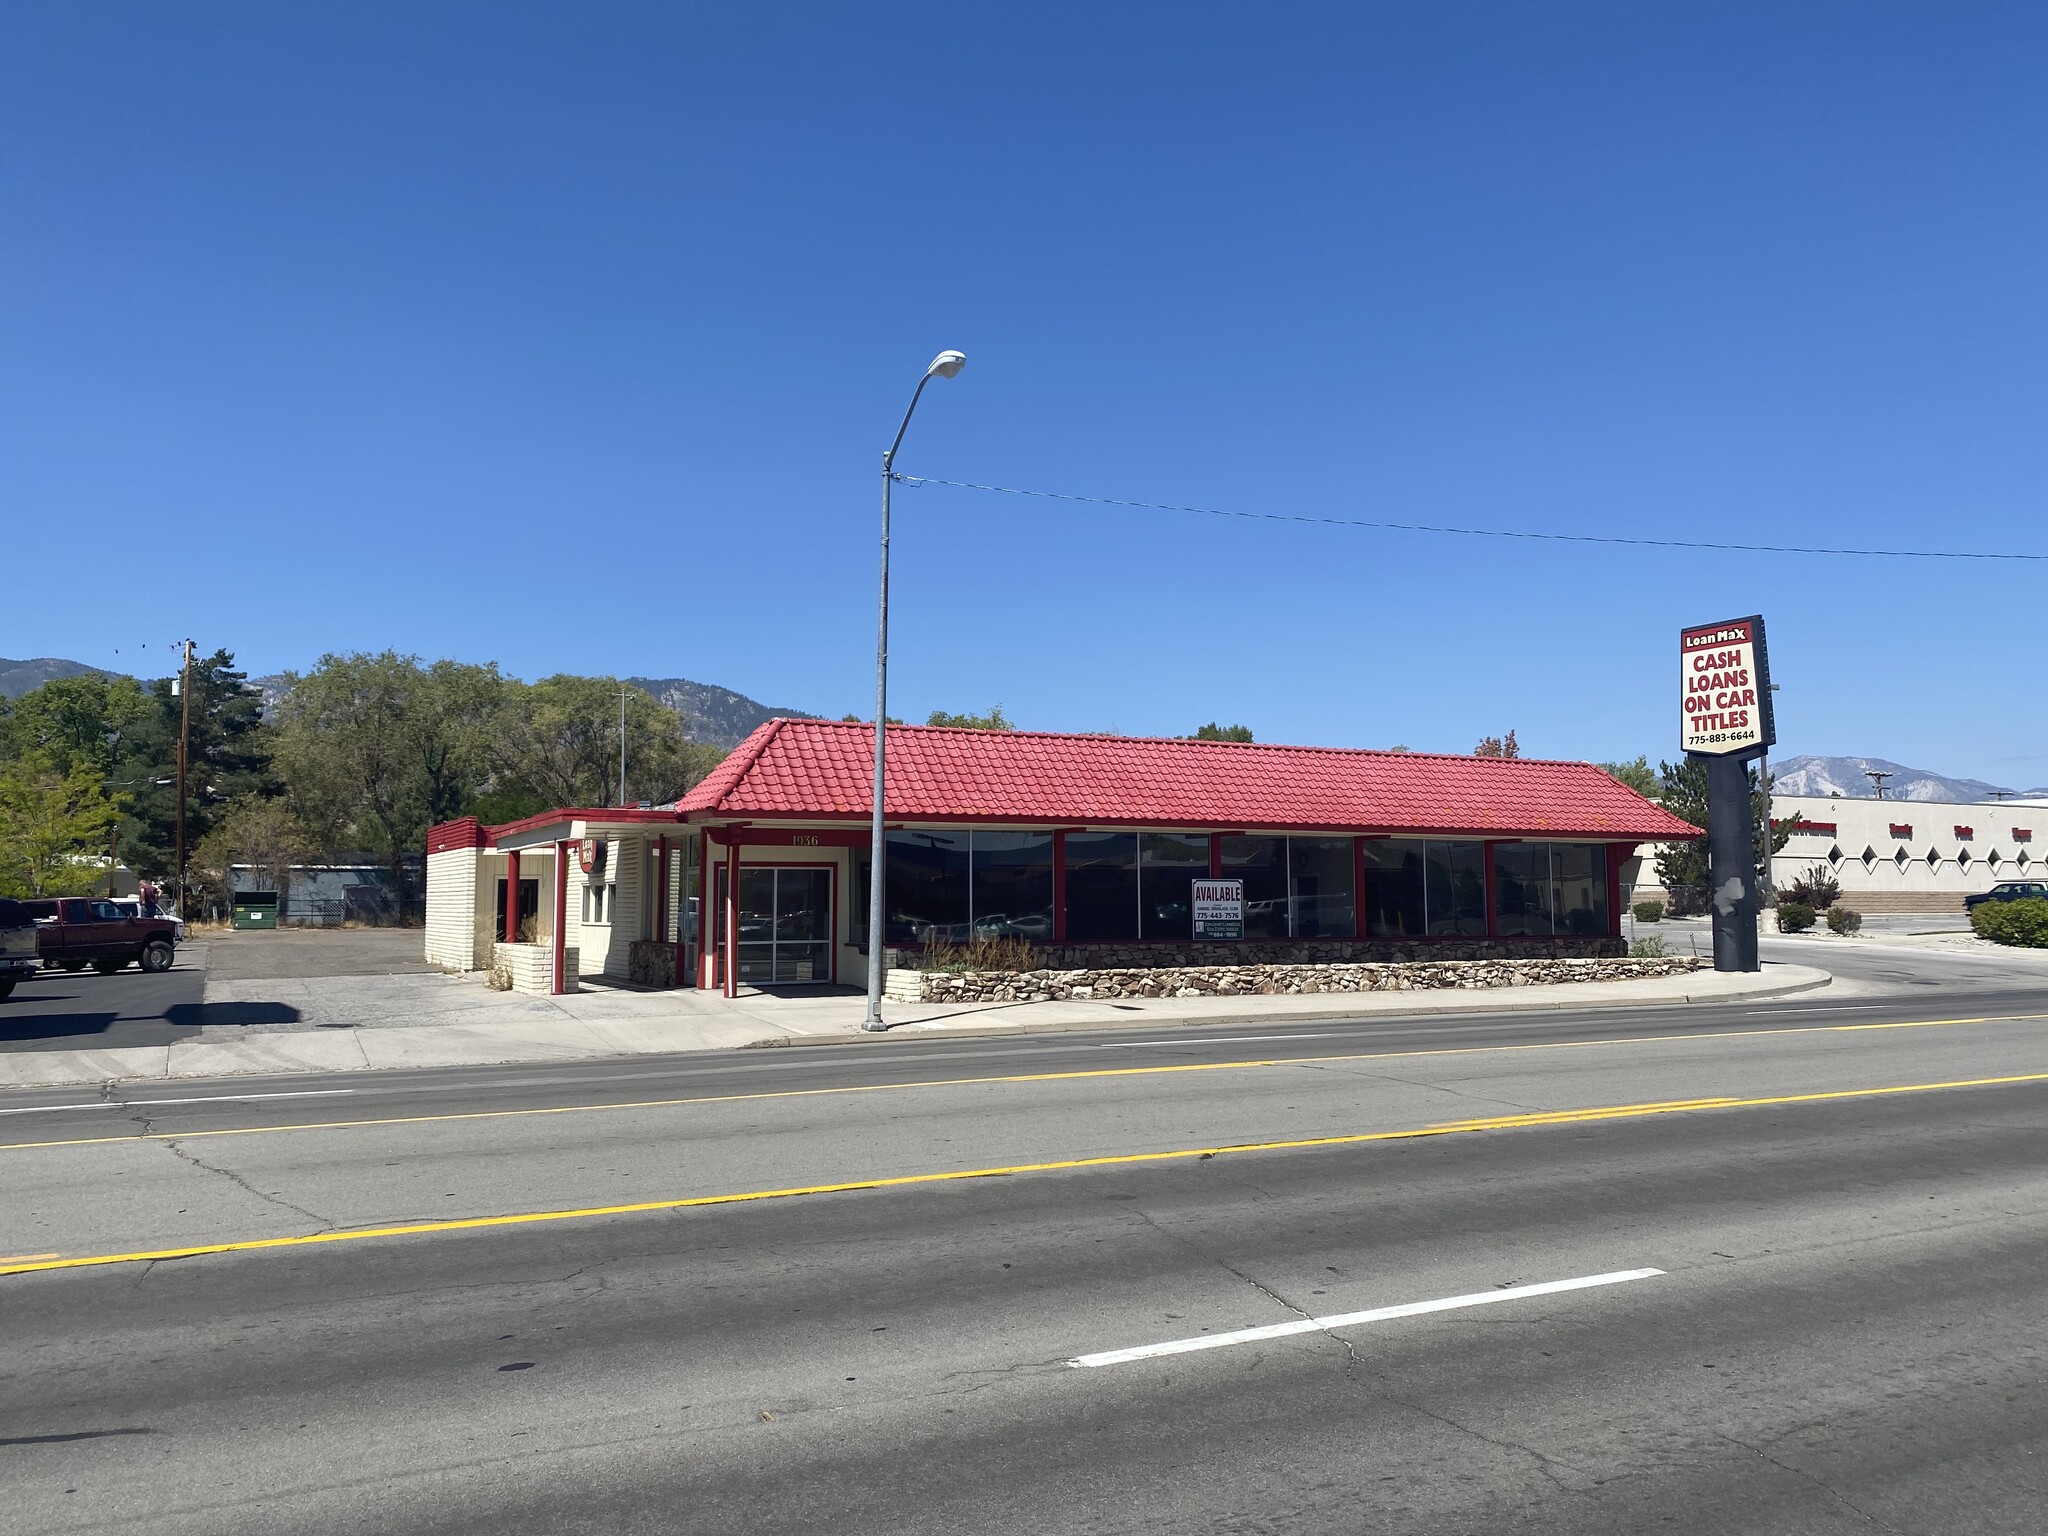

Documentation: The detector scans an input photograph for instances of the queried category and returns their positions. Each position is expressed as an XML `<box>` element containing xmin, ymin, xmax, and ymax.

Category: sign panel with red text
<box><xmin>1680</xmin><ymin>614</ymin><xmax>1775</xmax><ymax>758</ymax></box>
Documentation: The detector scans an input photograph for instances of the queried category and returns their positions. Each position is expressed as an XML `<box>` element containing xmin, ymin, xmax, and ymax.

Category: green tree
<box><xmin>492</xmin><ymin>675</ymin><xmax>721</xmax><ymax>812</ymax></box>
<box><xmin>1653</xmin><ymin>757</ymin><xmax>1789</xmax><ymax>910</ymax></box>
<box><xmin>925</xmin><ymin>705</ymin><xmax>1014</xmax><ymax>730</ymax></box>
<box><xmin>1190</xmin><ymin>722</ymin><xmax>1254</xmax><ymax>742</ymax></box>
<box><xmin>274</xmin><ymin>651</ymin><xmax>491</xmax><ymax>904</ymax></box>
<box><xmin>118</xmin><ymin>651</ymin><xmax>277</xmax><ymax>881</ymax></box>
<box><xmin>0</xmin><ymin>674</ymin><xmax>152</xmax><ymax>778</ymax></box>
<box><xmin>192</xmin><ymin>796</ymin><xmax>321</xmax><ymax>914</ymax></box>
<box><xmin>0</xmin><ymin>753</ymin><xmax>125</xmax><ymax>897</ymax></box>
<box><xmin>1599</xmin><ymin>755</ymin><xmax>1660</xmax><ymax>798</ymax></box>
<box><xmin>1475</xmin><ymin>729</ymin><xmax>1520</xmax><ymax>759</ymax></box>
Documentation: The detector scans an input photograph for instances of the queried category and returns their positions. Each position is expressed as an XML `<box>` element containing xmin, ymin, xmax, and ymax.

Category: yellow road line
<box><xmin>6</xmin><ymin>1068</ymin><xmax>2045</xmax><ymax>1279</ymax></box>
<box><xmin>2</xmin><ymin>1010</ymin><xmax>2040</xmax><ymax>1154</ymax></box>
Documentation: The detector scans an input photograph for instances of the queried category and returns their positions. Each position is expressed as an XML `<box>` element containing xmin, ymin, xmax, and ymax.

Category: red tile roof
<box><xmin>678</xmin><ymin>720</ymin><xmax>1701</xmax><ymax>841</ymax></box>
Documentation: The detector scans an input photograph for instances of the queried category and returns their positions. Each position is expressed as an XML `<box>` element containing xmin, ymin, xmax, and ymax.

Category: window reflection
<box><xmin>1141</xmin><ymin>833</ymin><xmax>1210</xmax><ymax>939</ymax></box>
<box><xmin>1065</xmin><ymin>832</ymin><xmax>1139</xmax><ymax>941</ymax></box>
<box><xmin>1221</xmin><ymin>835</ymin><xmax>1289</xmax><ymax>938</ymax></box>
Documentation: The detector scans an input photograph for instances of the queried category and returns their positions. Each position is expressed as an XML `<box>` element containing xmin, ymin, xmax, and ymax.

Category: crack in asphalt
<box><xmin>1717</xmin><ymin>1432</ymin><xmax>1901</xmax><ymax>1530</ymax></box>
<box><xmin>146</xmin><ymin>1116</ymin><xmax>332</xmax><ymax>1229</ymax></box>
<box><xmin>1294</xmin><ymin>1060</ymin><xmax>1536</xmax><ymax>1112</ymax></box>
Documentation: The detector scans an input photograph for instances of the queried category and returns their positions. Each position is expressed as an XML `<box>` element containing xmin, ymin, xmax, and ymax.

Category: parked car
<box><xmin>21</xmin><ymin>897</ymin><xmax>180</xmax><ymax>975</ymax></box>
<box><xmin>0</xmin><ymin>899</ymin><xmax>39</xmax><ymax>1000</ymax></box>
<box><xmin>1964</xmin><ymin>881</ymin><xmax>2048</xmax><ymax>913</ymax></box>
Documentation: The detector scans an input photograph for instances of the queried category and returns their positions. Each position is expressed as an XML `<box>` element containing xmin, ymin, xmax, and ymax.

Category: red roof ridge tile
<box><xmin>734</xmin><ymin>717</ymin><xmax>1612</xmax><ymax>770</ymax></box>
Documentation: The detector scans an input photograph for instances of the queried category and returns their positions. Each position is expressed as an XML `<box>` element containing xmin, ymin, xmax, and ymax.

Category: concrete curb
<box><xmin>739</xmin><ymin>966</ymin><xmax>1835</xmax><ymax>1049</ymax></box>
<box><xmin>0</xmin><ymin>964</ymin><xmax>1833</xmax><ymax>1090</ymax></box>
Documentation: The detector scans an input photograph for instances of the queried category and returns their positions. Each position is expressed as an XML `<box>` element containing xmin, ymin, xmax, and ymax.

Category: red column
<box><xmin>503</xmin><ymin>848</ymin><xmax>522</xmax><ymax>944</ymax></box>
<box><xmin>1482</xmin><ymin>841</ymin><xmax>1500</xmax><ymax>939</ymax></box>
<box><xmin>1208</xmin><ymin>832</ymin><xmax>1224</xmax><ymax>879</ymax></box>
<box><xmin>552</xmin><ymin>840</ymin><xmax>570</xmax><ymax>994</ymax></box>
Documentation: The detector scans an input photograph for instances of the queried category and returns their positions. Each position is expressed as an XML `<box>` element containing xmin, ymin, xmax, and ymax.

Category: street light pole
<box><xmin>865</xmin><ymin>350</ymin><xmax>967</xmax><ymax>1032</ymax></box>
<box><xmin>174</xmin><ymin>639</ymin><xmax>194</xmax><ymax>917</ymax></box>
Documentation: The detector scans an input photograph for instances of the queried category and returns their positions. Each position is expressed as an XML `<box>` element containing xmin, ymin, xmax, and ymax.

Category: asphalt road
<box><xmin>0</xmin><ymin>955</ymin><xmax>207</xmax><ymax>1052</ymax></box>
<box><xmin>1</xmin><ymin>964</ymin><xmax>2045</xmax><ymax>1534</ymax></box>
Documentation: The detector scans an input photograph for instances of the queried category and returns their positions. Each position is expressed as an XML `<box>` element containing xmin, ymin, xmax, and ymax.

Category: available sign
<box><xmin>1192</xmin><ymin>879</ymin><xmax>1244</xmax><ymax>940</ymax></box>
<box><xmin>1680</xmin><ymin>614</ymin><xmax>1775</xmax><ymax>758</ymax></box>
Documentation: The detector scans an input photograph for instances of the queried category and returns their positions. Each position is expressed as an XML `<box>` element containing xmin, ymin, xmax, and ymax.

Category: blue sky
<box><xmin>4</xmin><ymin>4</ymin><xmax>2043</xmax><ymax>783</ymax></box>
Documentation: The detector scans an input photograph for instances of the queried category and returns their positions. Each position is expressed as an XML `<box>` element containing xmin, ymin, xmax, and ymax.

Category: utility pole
<box><xmin>1865</xmin><ymin>769</ymin><xmax>1893</xmax><ymax>801</ymax></box>
<box><xmin>619</xmin><ymin>684</ymin><xmax>628</xmax><ymax>806</ymax></box>
<box><xmin>174</xmin><ymin>639</ymin><xmax>195</xmax><ymax>916</ymax></box>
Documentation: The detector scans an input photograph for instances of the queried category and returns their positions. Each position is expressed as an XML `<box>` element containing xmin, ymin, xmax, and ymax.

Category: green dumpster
<box><xmin>231</xmin><ymin>891</ymin><xmax>280</xmax><ymax>930</ymax></box>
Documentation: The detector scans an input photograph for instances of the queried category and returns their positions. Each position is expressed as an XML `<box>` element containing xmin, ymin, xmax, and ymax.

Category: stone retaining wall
<box><xmin>885</xmin><ymin>955</ymin><xmax>1701</xmax><ymax>1005</ymax></box>
<box><xmin>627</xmin><ymin>940</ymin><xmax>684</xmax><ymax>988</ymax></box>
<box><xmin>883</xmin><ymin>935</ymin><xmax>1625</xmax><ymax>971</ymax></box>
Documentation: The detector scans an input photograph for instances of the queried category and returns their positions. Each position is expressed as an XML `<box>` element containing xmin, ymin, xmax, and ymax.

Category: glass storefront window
<box><xmin>885</xmin><ymin>830</ymin><xmax>969</xmax><ymax>945</ymax></box>
<box><xmin>1362</xmin><ymin>839</ymin><xmax>1426</xmax><ymax>936</ymax></box>
<box><xmin>1425</xmin><ymin>841</ymin><xmax>1487</xmax><ymax>936</ymax></box>
<box><xmin>1289</xmin><ymin>837</ymin><xmax>1356</xmax><ymax>937</ymax></box>
<box><xmin>1141</xmin><ymin>832</ymin><xmax>1211</xmax><ymax>939</ymax></box>
<box><xmin>1221</xmin><ymin>835</ymin><xmax>1289</xmax><ymax>938</ymax></box>
<box><xmin>972</xmin><ymin>831</ymin><xmax>1055</xmax><ymax>942</ymax></box>
<box><xmin>1552</xmin><ymin>843</ymin><xmax>1608</xmax><ymax>935</ymax></box>
<box><xmin>1493</xmin><ymin>843</ymin><xmax>1553</xmax><ymax>937</ymax></box>
<box><xmin>1065</xmin><ymin>832</ymin><xmax>1139</xmax><ymax>941</ymax></box>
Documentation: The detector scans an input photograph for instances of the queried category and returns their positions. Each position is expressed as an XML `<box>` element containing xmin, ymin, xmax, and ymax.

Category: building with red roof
<box><xmin>425</xmin><ymin>720</ymin><xmax>1699</xmax><ymax>999</ymax></box>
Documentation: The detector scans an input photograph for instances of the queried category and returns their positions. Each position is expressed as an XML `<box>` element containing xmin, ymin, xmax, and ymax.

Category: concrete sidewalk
<box><xmin>0</xmin><ymin>962</ymin><xmax>1830</xmax><ymax>1088</ymax></box>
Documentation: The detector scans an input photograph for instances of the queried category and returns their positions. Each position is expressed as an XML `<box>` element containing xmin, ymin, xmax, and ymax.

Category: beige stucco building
<box><xmin>1629</xmin><ymin>793</ymin><xmax>2046</xmax><ymax>914</ymax></box>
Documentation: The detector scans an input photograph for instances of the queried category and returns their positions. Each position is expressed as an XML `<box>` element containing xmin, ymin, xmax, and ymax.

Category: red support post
<box><xmin>1208</xmin><ymin>832</ymin><xmax>1224</xmax><ymax>879</ymax></box>
<box><xmin>1482</xmin><ymin>841</ymin><xmax>1500</xmax><ymax>939</ymax></box>
<box><xmin>503</xmin><ymin>848</ymin><xmax>521</xmax><ymax>944</ymax></box>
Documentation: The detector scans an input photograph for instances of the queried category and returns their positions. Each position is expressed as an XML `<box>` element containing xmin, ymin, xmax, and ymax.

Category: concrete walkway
<box><xmin>0</xmin><ymin>961</ymin><xmax>1829</xmax><ymax>1088</ymax></box>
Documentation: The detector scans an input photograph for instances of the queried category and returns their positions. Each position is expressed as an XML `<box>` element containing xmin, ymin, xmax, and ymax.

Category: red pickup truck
<box><xmin>22</xmin><ymin>898</ymin><xmax>180</xmax><ymax>976</ymax></box>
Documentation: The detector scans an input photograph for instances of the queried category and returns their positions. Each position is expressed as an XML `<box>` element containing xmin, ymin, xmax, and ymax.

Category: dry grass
<box><xmin>914</xmin><ymin>933</ymin><xmax>1043</xmax><ymax>974</ymax></box>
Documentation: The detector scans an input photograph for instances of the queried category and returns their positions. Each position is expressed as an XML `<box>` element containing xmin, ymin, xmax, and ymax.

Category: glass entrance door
<box><xmin>734</xmin><ymin>866</ymin><xmax>832</xmax><ymax>984</ymax></box>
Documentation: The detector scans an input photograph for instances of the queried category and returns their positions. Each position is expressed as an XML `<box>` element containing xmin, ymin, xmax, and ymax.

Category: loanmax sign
<box><xmin>1679</xmin><ymin>614</ymin><xmax>1775</xmax><ymax>758</ymax></box>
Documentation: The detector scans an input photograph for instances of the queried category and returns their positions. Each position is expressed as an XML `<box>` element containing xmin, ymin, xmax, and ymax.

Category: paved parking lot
<box><xmin>200</xmin><ymin>926</ymin><xmax>433</xmax><ymax>981</ymax></box>
<box><xmin>0</xmin><ymin>957</ymin><xmax>208</xmax><ymax>1052</ymax></box>
<box><xmin>0</xmin><ymin>927</ymin><xmax>430</xmax><ymax>1053</ymax></box>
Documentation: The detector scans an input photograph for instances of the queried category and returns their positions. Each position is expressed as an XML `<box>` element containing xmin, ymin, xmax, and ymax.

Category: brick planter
<box><xmin>885</xmin><ymin>955</ymin><xmax>1701</xmax><ymax>1005</ymax></box>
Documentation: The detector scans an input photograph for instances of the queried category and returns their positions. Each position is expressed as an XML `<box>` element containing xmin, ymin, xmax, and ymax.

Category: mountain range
<box><xmin>3</xmin><ymin>656</ymin><xmax>807</xmax><ymax>753</ymax></box>
<box><xmin>1771</xmin><ymin>754</ymin><xmax>2048</xmax><ymax>804</ymax></box>
<box><xmin>0</xmin><ymin>656</ymin><xmax>114</xmax><ymax>698</ymax></box>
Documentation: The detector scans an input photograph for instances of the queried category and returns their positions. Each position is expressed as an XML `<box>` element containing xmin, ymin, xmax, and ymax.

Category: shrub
<box><xmin>1779</xmin><ymin>864</ymin><xmax>1841</xmax><ymax>911</ymax></box>
<box><xmin>1629</xmin><ymin>935</ymin><xmax>1667</xmax><ymax>958</ymax></box>
<box><xmin>1971</xmin><ymin>896</ymin><xmax>2048</xmax><ymax>949</ymax></box>
<box><xmin>1777</xmin><ymin>902</ymin><xmax>1816</xmax><ymax>933</ymax></box>
<box><xmin>915</xmin><ymin>933</ymin><xmax>1043</xmax><ymax>973</ymax></box>
<box><xmin>1826</xmin><ymin>907</ymin><xmax>1863</xmax><ymax>936</ymax></box>
<box><xmin>1632</xmin><ymin>900</ymin><xmax>1665</xmax><ymax>923</ymax></box>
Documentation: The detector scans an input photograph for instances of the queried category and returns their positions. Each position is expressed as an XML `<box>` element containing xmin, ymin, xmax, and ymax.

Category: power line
<box><xmin>896</xmin><ymin>475</ymin><xmax>2047</xmax><ymax>561</ymax></box>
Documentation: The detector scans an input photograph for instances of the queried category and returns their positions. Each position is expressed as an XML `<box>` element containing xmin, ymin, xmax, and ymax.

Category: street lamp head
<box><xmin>925</xmin><ymin>350</ymin><xmax>967</xmax><ymax>380</ymax></box>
